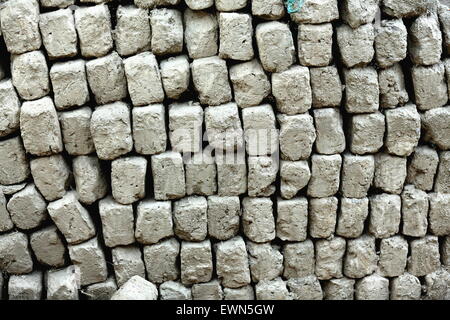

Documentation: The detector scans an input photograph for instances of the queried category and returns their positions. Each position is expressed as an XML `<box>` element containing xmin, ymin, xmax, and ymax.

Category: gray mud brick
<box><xmin>242</xmin><ymin>197</ymin><xmax>275</xmax><ymax>243</ymax></box>
<box><xmin>0</xmin><ymin>137</ymin><xmax>29</xmax><ymax>185</ymax></box>
<box><xmin>423</xmin><ymin>268</ymin><xmax>450</xmax><ymax>300</ymax></box>
<box><xmin>99</xmin><ymin>197</ymin><xmax>135</xmax><ymax>248</ymax></box>
<box><xmin>412</xmin><ymin>63</ymin><xmax>447</xmax><ymax>111</ymax></box>
<box><xmin>46</xmin><ymin>266</ymin><xmax>80</xmax><ymax>300</ymax></box>
<box><xmin>0</xmin><ymin>80</ymin><xmax>20</xmax><ymax>137</ymax></box>
<box><xmin>277</xmin><ymin>198</ymin><xmax>308</xmax><ymax>241</ymax></box>
<box><xmin>246</xmin><ymin>241</ymin><xmax>283</xmax><ymax>282</ymax></box>
<box><xmin>205</xmin><ymin>103</ymin><xmax>243</xmax><ymax>151</ymax></box>
<box><xmin>41</xmin><ymin>0</ymin><xmax>75</xmax><ymax>8</ymax></box>
<box><xmin>73</xmin><ymin>155</ymin><xmax>107</xmax><ymax>205</ymax></box>
<box><xmin>0</xmin><ymin>232</ymin><xmax>33</xmax><ymax>274</ymax></box>
<box><xmin>84</xmin><ymin>277</ymin><xmax>117</xmax><ymax>300</ymax></box>
<box><xmin>132</xmin><ymin>104</ymin><xmax>166</xmax><ymax>155</ymax></box>
<box><xmin>277</xmin><ymin>113</ymin><xmax>317</xmax><ymax>161</ymax></box>
<box><xmin>229</xmin><ymin>59</ymin><xmax>271</xmax><ymax>108</ymax></box>
<box><xmin>124</xmin><ymin>52</ymin><xmax>164</xmax><ymax>106</ymax></box>
<box><xmin>59</xmin><ymin>107</ymin><xmax>95</xmax><ymax>156</ymax></box>
<box><xmin>344</xmin><ymin>235</ymin><xmax>377</xmax><ymax>278</ymax></box>
<box><xmin>30</xmin><ymin>154</ymin><xmax>70</xmax><ymax>202</ymax></box>
<box><xmin>409</xmin><ymin>14</ymin><xmax>442</xmax><ymax>66</ymax></box>
<box><xmin>337</xmin><ymin>198</ymin><xmax>369</xmax><ymax>239</ymax></box>
<box><xmin>174</xmin><ymin>196</ymin><xmax>207</xmax><ymax>241</ymax></box>
<box><xmin>341</xmin><ymin>154</ymin><xmax>374</xmax><ymax>198</ymax></box>
<box><xmin>111</xmin><ymin>276</ymin><xmax>158</xmax><ymax>300</ymax></box>
<box><xmin>378</xmin><ymin>236</ymin><xmax>408</xmax><ymax>277</ymax></box>
<box><xmin>0</xmin><ymin>183</ymin><xmax>27</xmax><ymax>196</ymax></box>
<box><xmin>344</xmin><ymin>67</ymin><xmax>379</xmax><ymax>113</ymax></box>
<box><xmin>134</xmin><ymin>0</ymin><xmax>180</xmax><ymax>9</ymax></box>
<box><xmin>243</xmin><ymin>104</ymin><xmax>278</xmax><ymax>156</ymax></box>
<box><xmin>390</xmin><ymin>273</ymin><xmax>421</xmax><ymax>300</ymax></box>
<box><xmin>341</xmin><ymin>0</ymin><xmax>379</xmax><ymax>28</ymax></box>
<box><xmin>192</xmin><ymin>280</ymin><xmax>223</xmax><ymax>300</ymax></box>
<box><xmin>290</xmin><ymin>0</ymin><xmax>339</xmax><ymax>24</ymax></box>
<box><xmin>309</xmin><ymin>197</ymin><xmax>338</xmax><ymax>239</ymax></box>
<box><xmin>180</xmin><ymin>240</ymin><xmax>213</xmax><ymax>285</ymax></box>
<box><xmin>68</xmin><ymin>237</ymin><xmax>107</xmax><ymax>286</ymax></box>
<box><xmin>375</xmin><ymin>19</ymin><xmax>407</xmax><ymax>68</ymax></box>
<box><xmin>436</xmin><ymin>151</ymin><xmax>450</xmax><ymax>193</ymax></box>
<box><xmin>160</xmin><ymin>281</ymin><xmax>192</xmax><ymax>300</ymax></box>
<box><xmin>385</xmin><ymin>104</ymin><xmax>421</xmax><ymax>156</ymax></box>
<box><xmin>7</xmin><ymin>184</ymin><xmax>47</xmax><ymax>230</ymax></box>
<box><xmin>408</xmin><ymin>236</ymin><xmax>441</xmax><ymax>277</ymax></box>
<box><xmin>219</xmin><ymin>12</ymin><xmax>254</xmax><ymax>61</ymax></box>
<box><xmin>283</xmin><ymin>240</ymin><xmax>315</xmax><ymax>279</ymax></box>
<box><xmin>114</xmin><ymin>6</ymin><xmax>151</xmax><ymax>57</ymax></box>
<box><xmin>315</xmin><ymin>237</ymin><xmax>346</xmax><ymax>280</ymax></box>
<box><xmin>74</xmin><ymin>4</ymin><xmax>113</xmax><ymax>58</ymax></box>
<box><xmin>39</xmin><ymin>9</ymin><xmax>77</xmax><ymax>59</ymax></box>
<box><xmin>422</xmin><ymin>106</ymin><xmax>450</xmax><ymax>150</ymax></box>
<box><xmin>373</xmin><ymin>153</ymin><xmax>407</xmax><ymax>194</ymax></box>
<box><xmin>144</xmin><ymin>238</ymin><xmax>180</xmax><ymax>284</ymax></box>
<box><xmin>252</xmin><ymin>0</ymin><xmax>285</xmax><ymax>20</ymax></box>
<box><xmin>20</xmin><ymin>97</ymin><xmax>63</xmax><ymax>156</ymax></box>
<box><xmin>86</xmin><ymin>52</ymin><xmax>127</xmax><ymax>105</ymax></box>
<box><xmin>369</xmin><ymin>194</ymin><xmax>401</xmax><ymax>239</ymax></box>
<box><xmin>378</xmin><ymin>63</ymin><xmax>409</xmax><ymax>108</ymax></box>
<box><xmin>337</xmin><ymin>24</ymin><xmax>375</xmax><ymax>68</ymax></box>
<box><xmin>47</xmin><ymin>191</ymin><xmax>96</xmax><ymax>245</ymax></box>
<box><xmin>298</xmin><ymin>23</ymin><xmax>332</xmax><ymax>67</ymax></box>
<box><xmin>401</xmin><ymin>185</ymin><xmax>429</xmax><ymax>237</ymax></box>
<box><xmin>215</xmin><ymin>236</ymin><xmax>251</xmax><ymax>288</ymax></box>
<box><xmin>307</xmin><ymin>154</ymin><xmax>342</xmax><ymax>198</ymax></box>
<box><xmin>0</xmin><ymin>190</ymin><xmax>13</xmax><ymax>232</ymax></box>
<box><xmin>287</xmin><ymin>276</ymin><xmax>323</xmax><ymax>300</ymax></box>
<box><xmin>215</xmin><ymin>153</ymin><xmax>247</xmax><ymax>196</ymax></box>
<box><xmin>185</xmin><ymin>152</ymin><xmax>217</xmax><ymax>196</ymax></box>
<box><xmin>30</xmin><ymin>225</ymin><xmax>66</xmax><ymax>267</ymax></box>
<box><xmin>150</xmin><ymin>8</ymin><xmax>183</xmax><ymax>55</ymax></box>
<box><xmin>8</xmin><ymin>272</ymin><xmax>42</xmax><ymax>300</ymax></box>
<box><xmin>0</xmin><ymin>0</ymin><xmax>41</xmax><ymax>54</ymax></box>
<box><xmin>429</xmin><ymin>193</ymin><xmax>450</xmax><ymax>236</ymax></box>
<box><xmin>224</xmin><ymin>286</ymin><xmax>254</xmax><ymax>300</ymax></box>
<box><xmin>256</xmin><ymin>21</ymin><xmax>295</xmax><ymax>73</ymax></box>
<box><xmin>248</xmin><ymin>156</ymin><xmax>278</xmax><ymax>197</ymax></box>
<box><xmin>255</xmin><ymin>278</ymin><xmax>291</xmax><ymax>300</ymax></box>
<box><xmin>191</xmin><ymin>56</ymin><xmax>232</xmax><ymax>105</ymax></box>
<box><xmin>280</xmin><ymin>161</ymin><xmax>310</xmax><ymax>199</ymax></box>
<box><xmin>112</xmin><ymin>246</ymin><xmax>146</xmax><ymax>287</ymax></box>
<box><xmin>111</xmin><ymin>156</ymin><xmax>147</xmax><ymax>205</ymax></box>
<box><xmin>439</xmin><ymin>4</ymin><xmax>450</xmax><ymax>54</ymax></box>
<box><xmin>310</xmin><ymin>66</ymin><xmax>342</xmax><ymax>108</ymax></box>
<box><xmin>272</xmin><ymin>65</ymin><xmax>312</xmax><ymax>114</ymax></box>
<box><xmin>382</xmin><ymin>0</ymin><xmax>428</xmax><ymax>18</ymax></box>
<box><xmin>151</xmin><ymin>151</ymin><xmax>186</xmax><ymax>200</ymax></box>
<box><xmin>350</xmin><ymin>112</ymin><xmax>385</xmax><ymax>155</ymax></box>
<box><xmin>313</xmin><ymin>108</ymin><xmax>345</xmax><ymax>154</ymax></box>
<box><xmin>443</xmin><ymin>236</ymin><xmax>450</xmax><ymax>267</ymax></box>
<box><xmin>169</xmin><ymin>102</ymin><xmax>203</xmax><ymax>153</ymax></box>
<box><xmin>135</xmin><ymin>200</ymin><xmax>173</xmax><ymax>245</ymax></box>
<box><xmin>355</xmin><ymin>274</ymin><xmax>389</xmax><ymax>300</ymax></box>
<box><xmin>90</xmin><ymin>102</ymin><xmax>133</xmax><ymax>160</ymax></box>
<box><xmin>184</xmin><ymin>9</ymin><xmax>218</xmax><ymax>59</ymax></box>
<box><xmin>50</xmin><ymin>60</ymin><xmax>89</xmax><ymax>110</ymax></box>
<box><xmin>323</xmin><ymin>278</ymin><xmax>355</xmax><ymax>300</ymax></box>
<box><xmin>215</xmin><ymin>0</ymin><xmax>246</xmax><ymax>11</ymax></box>
<box><xmin>160</xmin><ymin>55</ymin><xmax>190</xmax><ymax>99</ymax></box>
<box><xmin>207</xmin><ymin>196</ymin><xmax>240</xmax><ymax>241</ymax></box>
<box><xmin>185</xmin><ymin>0</ymin><xmax>213</xmax><ymax>10</ymax></box>
<box><xmin>11</xmin><ymin>51</ymin><xmax>50</xmax><ymax>101</ymax></box>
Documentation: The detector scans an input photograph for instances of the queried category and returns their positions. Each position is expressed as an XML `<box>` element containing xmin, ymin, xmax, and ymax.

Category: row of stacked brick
<box><xmin>0</xmin><ymin>0</ymin><xmax>450</xmax><ymax>300</ymax></box>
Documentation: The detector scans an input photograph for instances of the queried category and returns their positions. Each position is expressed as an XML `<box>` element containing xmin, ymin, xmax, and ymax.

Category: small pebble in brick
<box><xmin>435</xmin><ymin>151</ymin><xmax>450</xmax><ymax>193</ymax></box>
<box><xmin>378</xmin><ymin>64</ymin><xmax>409</xmax><ymax>108</ymax></box>
<box><xmin>112</xmin><ymin>246</ymin><xmax>146</xmax><ymax>287</ymax></box>
<box><xmin>422</xmin><ymin>106</ymin><xmax>450</xmax><ymax>150</ymax></box>
<box><xmin>310</xmin><ymin>66</ymin><xmax>343</xmax><ymax>108</ymax></box>
<box><xmin>0</xmin><ymin>231</ymin><xmax>33</xmax><ymax>274</ymax></box>
<box><xmin>224</xmin><ymin>285</ymin><xmax>255</xmax><ymax>300</ymax></box>
<box><xmin>174</xmin><ymin>196</ymin><xmax>208</xmax><ymax>242</ymax></box>
<box><xmin>341</xmin><ymin>0</ymin><xmax>379</xmax><ymax>28</ymax></box>
<box><xmin>297</xmin><ymin>23</ymin><xmax>333</xmax><ymax>67</ymax></box>
<box><xmin>242</xmin><ymin>197</ymin><xmax>275</xmax><ymax>243</ymax></box>
<box><xmin>290</xmin><ymin>0</ymin><xmax>339</xmax><ymax>24</ymax></box>
<box><xmin>58</xmin><ymin>107</ymin><xmax>94</xmax><ymax>156</ymax></box>
<box><xmin>185</xmin><ymin>0</ymin><xmax>213</xmax><ymax>10</ymax></box>
<box><xmin>409</xmin><ymin>13</ymin><xmax>442</xmax><ymax>66</ymax></box>
<box><xmin>74</xmin><ymin>4</ymin><xmax>113</xmax><ymax>58</ymax></box>
<box><xmin>216</xmin><ymin>152</ymin><xmax>247</xmax><ymax>196</ymax></box>
<box><xmin>150</xmin><ymin>8</ymin><xmax>183</xmax><ymax>56</ymax></box>
<box><xmin>344</xmin><ymin>67</ymin><xmax>379</xmax><ymax>114</ymax></box>
<box><xmin>411</xmin><ymin>63</ymin><xmax>448</xmax><ymax>111</ymax></box>
<box><xmin>350</xmin><ymin>112</ymin><xmax>385</xmax><ymax>155</ymax></box>
<box><xmin>7</xmin><ymin>184</ymin><xmax>47</xmax><ymax>230</ymax></box>
<box><xmin>111</xmin><ymin>276</ymin><xmax>158</xmax><ymax>300</ymax></box>
<box><xmin>315</xmin><ymin>237</ymin><xmax>346</xmax><ymax>280</ymax></box>
<box><xmin>323</xmin><ymin>278</ymin><xmax>355</xmax><ymax>300</ymax></box>
<box><xmin>8</xmin><ymin>271</ymin><xmax>42</xmax><ymax>300</ymax></box>
<box><xmin>369</xmin><ymin>193</ymin><xmax>401</xmax><ymax>239</ymax></box>
<box><xmin>355</xmin><ymin>274</ymin><xmax>389</xmax><ymax>300</ymax></box>
<box><xmin>314</xmin><ymin>108</ymin><xmax>346</xmax><ymax>154</ymax></box>
<box><xmin>191</xmin><ymin>280</ymin><xmax>223</xmax><ymax>300</ymax></box>
<box><xmin>309</xmin><ymin>197</ymin><xmax>338</xmax><ymax>239</ymax></box>
<box><xmin>336</xmin><ymin>197</ymin><xmax>369</xmax><ymax>239</ymax></box>
<box><xmin>160</xmin><ymin>55</ymin><xmax>190</xmax><ymax>99</ymax></box>
<box><xmin>307</xmin><ymin>154</ymin><xmax>342</xmax><ymax>198</ymax></box>
<box><xmin>382</xmin><ymin>0</ymin><xmax>428</xmax><ymax>18</ymax></box>
<box><xmin>247</xmin><ymin>156</ymin><xmax>278</xmax><ymax>197</ymax></box>
<box><xmin>246</xmin><ymin>241</ymin><xmax>283</xmax><ymax>282</ymax></box>
<box><xmin>99</xmin><ymin>197</ymin><xmax>135</xmax><ymax>248</ymax></box>
<box><xmin>0</xmin><ymin>191</ymin><xmax>13</xmax><ymax>233</ymax></box>
<box><xmin>219</xmin><ymin>12</ymin><xmax>254</xmax><ymax>61</ymax></box>
<box><xmin>73</xmin><ymin>155</ymin><xmax>107</xmax><ymax>205</ymax></box>
<box><xmin>251</xmin><ymin>0</ymin><xmax>285</xmax><ymax>20</ymax></box>
<box><xmin>11</xmin><ymin>51</ymin><xmax>50</xmax><ymax>101</ymax></box>
<box><xmin>46</xmin><ymin>266</ymin><xmax>80</xmax><ymax>300</ymax></box>
<box><xmin>341</xmin><ymin>154</ymin><xmax>374</xmax><ymax>198</ymax></box>
<box><xmin>283</xmin><ymin>240</ymin><xmax>315</xmax><ymax>279</ymax></box>
<box><xmin>180</xmin><ymin>240</ymin><xmax>213</xmax><ymax>285</ymax></box>
<box><xmin>132</xmin><ymin>104</ymin><xmax>167</xmax><ymax>155</ymax></box>
<box><xmin>169</xmin><ymin>102</ymin><xmax>203</xmax><ymax>153</ymax></box>
<box><xmin>111</xmin><ymin>156</ymin><xmax>147</xmax><ymax>205</ymax></box>
<box><xmin>39</xmin><ymin>9</ymin><xmax>78</xmax><ymax>60</ymax></box>
<box><xmin>401</xmin><ymin>185</ymin><xmax>429</xmax><ymax>238</ymax></box>
<box><xmin>344</xmin><ymin>235</ymin><xmax>377</xmax><ymax>279</ymax></box>
<box><xmin>255</xmin><ymin>278</ymin><xmax>291</xmax><ymax>300</ymax></box>
<box><xmin>408</xmin><ymin>236</ymin><xmax>441</xmax><ymax>277</ymax></box>
<box><xmin>114</xmin><ymin>5</ymin><xmax>151</xmax><ymax>57</ymax></box>
<box><xmin>276</xmin><ymin>198</ymin><xmax>308</xmax><ymax>241</ymax></box>
<box><xmin>378</xmin><ymin>235</ymin><xmax>408</xmax><ymax>277</ymax></box>
<box><xmin>84</xmin><ymin>277</ymin><xmax>117</xmax><ymax>300</ymax></box>
<box><xmin>143</xmin><ymin>238</ymin><xmax>180</xmax><ymax>284</ymax></box>
<box><xmin>407</xmin><ymin>146</ymin><xmax>439</xmax><ymax>191</ymax></box>
<box><xmin>185</xmin><ymin>152</ymin><xmax>217</xmax><ymax>196</ymax></box>
<box><xmin>207</xmin><ymin>196</ymin><xmax>240</xmax><ymax>241</ymax></box>
<box><xmin>90</xmin><ymin>102</ymin><xmax>133</xmax><ymax>160</ymax></box>
<box><xmin>390</xmin><ymin>273</ymin><xmax>421</xmax><ymax>300</ymax></box>
<box><xmin>0</xmin><ymin>137</ymin><xmax>29</xmax><ymax>186</ymax></box>
<box><xmin>428</xmin><ymin>193</ymin><xmax>450</xmax><ymax>236</ymax></box>
<box><xmin>373</xmin><ymin>153</ymin><xmax>407</xmax><ymax>194</ymax></box>
<box><xmin>287</xmin><ymin>275</ymin><xmax>323</xmax><ymax>300</ymax></box>
<box><xmin>30</xmin><ymin>225</ymin><xmax>66</xmax><ymax>267</ymax></box>
<box><xmin>160</xmin><ymin>281</ymin><xmax>192</xmax><ymax>300</ymax></box>
<box><xmin>0</xmin><ymin>79</ymin><xmax>20</xmax><ymax>138</ymax></box>
<box><xmin>375</xmin><ymin>19</ymin><xmax>407</xmax><ymax>68</ymax></box>
<box><xmin>184</xmin><ymin>9</ymin><xmax>218</xmax><ymax>59</ymax></box>
<box><xmin>337</xmin><ymin>24</ymin><xmax>375</xmax><ymax>68</ymax></box>
<box><xmin>280</xmin><ymin>161</ymin><xmax>310</xmax><ymax>199</ymax></box>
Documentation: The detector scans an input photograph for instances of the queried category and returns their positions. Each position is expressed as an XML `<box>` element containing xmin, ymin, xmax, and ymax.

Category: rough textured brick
<box><xmin>375</xmin><ymin>19</ymin><xmax>407</xmax><ymax>68</ymax></box>
<box><xmin>342</xmin><ymin>0</ymin><xmax>379</xmax><ymax>28</ymax></box>
<box><xmin>412</xmin><ymin>63</ymin><xmax>447</xmax><ymax>111</ymax></box>
<box><xmin>185</xmin><ymin>152</ymin><xmax>217</xmax><ymax>196</ymax></box>
<box><xmin>378</xmin><ymin>64</ymin><xmax>409</xmax><ymax>108</ymax></box>
<box><xmin>185</xmin><ymin>0</ymin><xmax>213</xmax><ymax>10</ymax></box>
<box><xmin>0</xmin><ymin>137</ymin><xmax>30</xmax><ymax>185</ymax></box>
<box><xmin>184</xmin><ymin>9</ymin><xmax>218</xmax><ymax>59</ymax></box>
<box><xmin>344</xmin><ymin>67</ymin><xmax>379</xmax><ymax>113</ymax></box>
<box><xmin>216</xmin><ymin>153</ymin><xmax>247</xmax><ymax>196</ymax></box>
<box><xmin>144</xmin><ymin>238</ymin><xmax>180</xmax><ymax>284</ymax></box>
<box><xmin>350</xmin><ymin>112</ymin><xmax>385</xmax><ymax>155</ymax></box>
<box><xmin>46</xmin><ymin>266</ymin><xmax>80</xmax><ymax>300</ymax></box>
<box><xmin>30</xmin><ymin>226</ymin><xmax>66</xmax><ymax>267</ymax></box>
<box><xmin>409</xmin><ymin>14</ymin><xmax>442</xmax><ymax>66</ymax></box>
<box><xmin>111</xmin><ymin>276</ymin><xmax>158</xmax><ymax>300</ymax></box>
<box><xmin>390</xmin><ymin>273</ymin><xmax>421</xmax><ymax>300</ymax></box>
<box><xmin>255</xmin><ymin>278</ymin><xmax>291</xmax><ymax>300</ymax></box>
<box><xmin>160</xmin><ymin>55</ymin><xmax>190</xmax><ymax>99</ymax></box>
<box><xmin>191</xmin><ymin>280</ymin><xmax>223</xmax><ymax>300</ymax></box>
<box><xmin>422</xmin><ymin>106</ymin><xmax>450</xmax><ymax>150</ymax></box>
<box><xmin>247</xmin><ymin>241</ymin><xmax>283</xmax><ymax>282</ymax></box>
<box><xmin>435</xmin><ymin>151</ymin><xmax>450</xmax><ymax>193</ymax></box>
<box><xmin>159</xmin><ymin>281</ymin><xmax>192</xmax><ymax>300</ymax></box>
<box><xmin>169</xmin><ymin>102</ymin><xmax>203</xmax><ymax>153</ymax></box>
<box><xmin>276</xmin><ymin>198</ymin><xmax>309</xmax><ymax>240</ymax></box>
<box><xmin>132</xmin><ymin>104</ymin><xmax>167</xmax><ymax>155</ymax></box>
<box><xmin>0</xmin><ymin>232</ymin><xmax>33</xmax><ymax>274</ymax></box>
<box><xmin>344</xmin><ymin>235</ymin><xmax>377</xmax><ymax>278</ymax></box>
<box><xmin>207</xmin><ymin>196</ymin><xmax>240</xmax><ymax>241</ymax></box>
<box><xmin>323</xmin><ymin>278</ymin><xmax>355</xmax><ymax>300</ymax></box>
<box><xmin>337</xmin><ymin>24</ymin><xmax>375</xmax><ymax>68</ymax></box>
<box><xmin>313</xmin><ymin>108</ymin><xmax>346</xmax><ymax>154</ymax></box>
<box><xmin>408</xmin><ymin>236</ymin><xmax>441</xmax><ymax>277</ymax></box>
<box><xmin>205</xmin><ymin>103</ymin><xmax>243</xmax><ymax>151</ymax></box>
<box><xmin>111</xmin><ymin>156</ymin><xmax>147</xmax><ymax>205</ymax></box>
<box><xmin>355</xmin><ymin>274</ymin><xmax>389</xmax><ymax>300</ymax></box>
<box><xmin>280</xmin><ymin>161</ymin><xmax>310</xmax><ymax>199</ymax></box>
<box><xmin>84</xmin><ymin>277</ymin><xmax>117</xmax><ymax>300</ymax></box>
<box><xmin>242</xmin><ymin>197</ymin><xmax>275</xmax><ymax>243</ymax></box>
<box><xmin>309</xmin><ymin>197</ymin><xmax>338</xmax><ymax>239</ymax></box>
<box><xmin>297</xmin><ymin>23</ymin><xmax>332</xmax><ymax>67</ymax></box>
<box><xmin>336</xmin><ymin>197</ymin><xmax>369</xmax><ymax>239</ymax></box>
<box><xmin>0</xmin><ymin>191</ymin><xmax>13</xmax><ymax>233</ymax></box>
<box><xmin>223</xmin><ymin>286</ymin><xmax>254</xmax><ymax>300</ymax></box>
<box><xmin>218</xmin><ymin>12</ymin><xmax>253</xmax><ymax>61</ymax></box>
<box><xmin>0</xmin><ymin>80</ymin><xmax>20</xmax><ymax>138</ymax></box>
<box><xmin>315</xmin><ymin>237</ymin><xmax>346</xmax><ymax>280</ymax></box>
<box><xmin>278</xmin><ymin>113</ymin><xmax>316</xmax><ymax>160</ymax></box>
<box><xmin>152</xmin><ymin>152</ymin><xmax>186</xmax><ymax>200</ymax></box>
<box><xmin>373</xmin><ymin>153</ymin><xmax>407</xmax><ymax>194</ymax></box>
<box><xmin>401</xmin><ymin>185</ymin><xmax>429</xmax><ymax>237</ymax></box>
<box><xmin>7</xmin><ymin>184</ymin><xmax>47</xmax><ymax>230</ymax></box>
<box><xmin>150</xmin><ymin>9</ymin><xmax>183</xmax><ymax>55</ymax></box>
<box><xmin>382</xmin><ymin>0</ymin><xmax>428</xmax><ymax>18</ymax></box>
<box><xmin>58</xmin><ymin>107</ymin><xmax>94</xmax><ymax>156</ymax></box>
<box><xmin>310</xmin><ymin>66</ymin><xmax>342</xmax><ymax>108</ymax></box>
<box><xmin>8</xmin><ymin>271</ymin><xmax>43</xmax><ymax>300</ymax></box>
<box><xmin>180</xmin><ymin>240</ymin><xmax>213</xmax><ymax>285</ymax></box>
<box><xmin>73</xmin><ymin>155</ymin><xmax>107</xmax><ymax>205</ymax></box>
<box><xmin>99</xmin><ymin>197</ymin><xmax>135</xmax><ymax>248</ymax></box>
<box><xmin>429</xmin><ymin>193</ymin><xmax>450</xmax><ymax>236</ymax></box>
<box><xmin>251</xmin><ymin>0</ymin><xmax>285</xmax><ymax>20</ymax></box>
<box><xmin>369</xmin><ymin>193</ymin><xmax>401</xmax><ymax>239</ymax></box>
<box><xmin>283</xmin><ymin>240</ymin><xmax>315</xmax><ymax>279</ymax></box>
<box><xmin>378</xmin><ymin>236</ymin><xmax>408</xmax><ymax>277</ymax></box>
<box><xmin>307</xmin><ymin>154</ymin><xmax>342</xmax><ymax>198</ymax></box>
<box><xmin>407</xmin><ymin>146</ymin><xmax>439</xmax><ymax>191</ymax></box>
<box><xmin>341</xmin><ymin>154</ymin><xmax>374</xmax><ymax>198</ymax></box>
<box><xmin>290</xmin><ymin>0</ymin><xmax>339</xmax><ymax>24</ymax></box>
<box><xmin>247</xmin><ymin>156</ymin><xmax>278</xmax><ymax>197</ymax></box>
<box><xmin>174</xmin><ymin>196</ymin><xmax>208</xmax><ymax>241</ymax></box>
<box><xmin>112</xmin><ymin>246</ymin><xmax>146</xmax><ymax>287</ymax></box>
<box><xmin>288</xmin><ymin>276</ymin><xmax>323</xmax><ymax>300</ymax></box>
